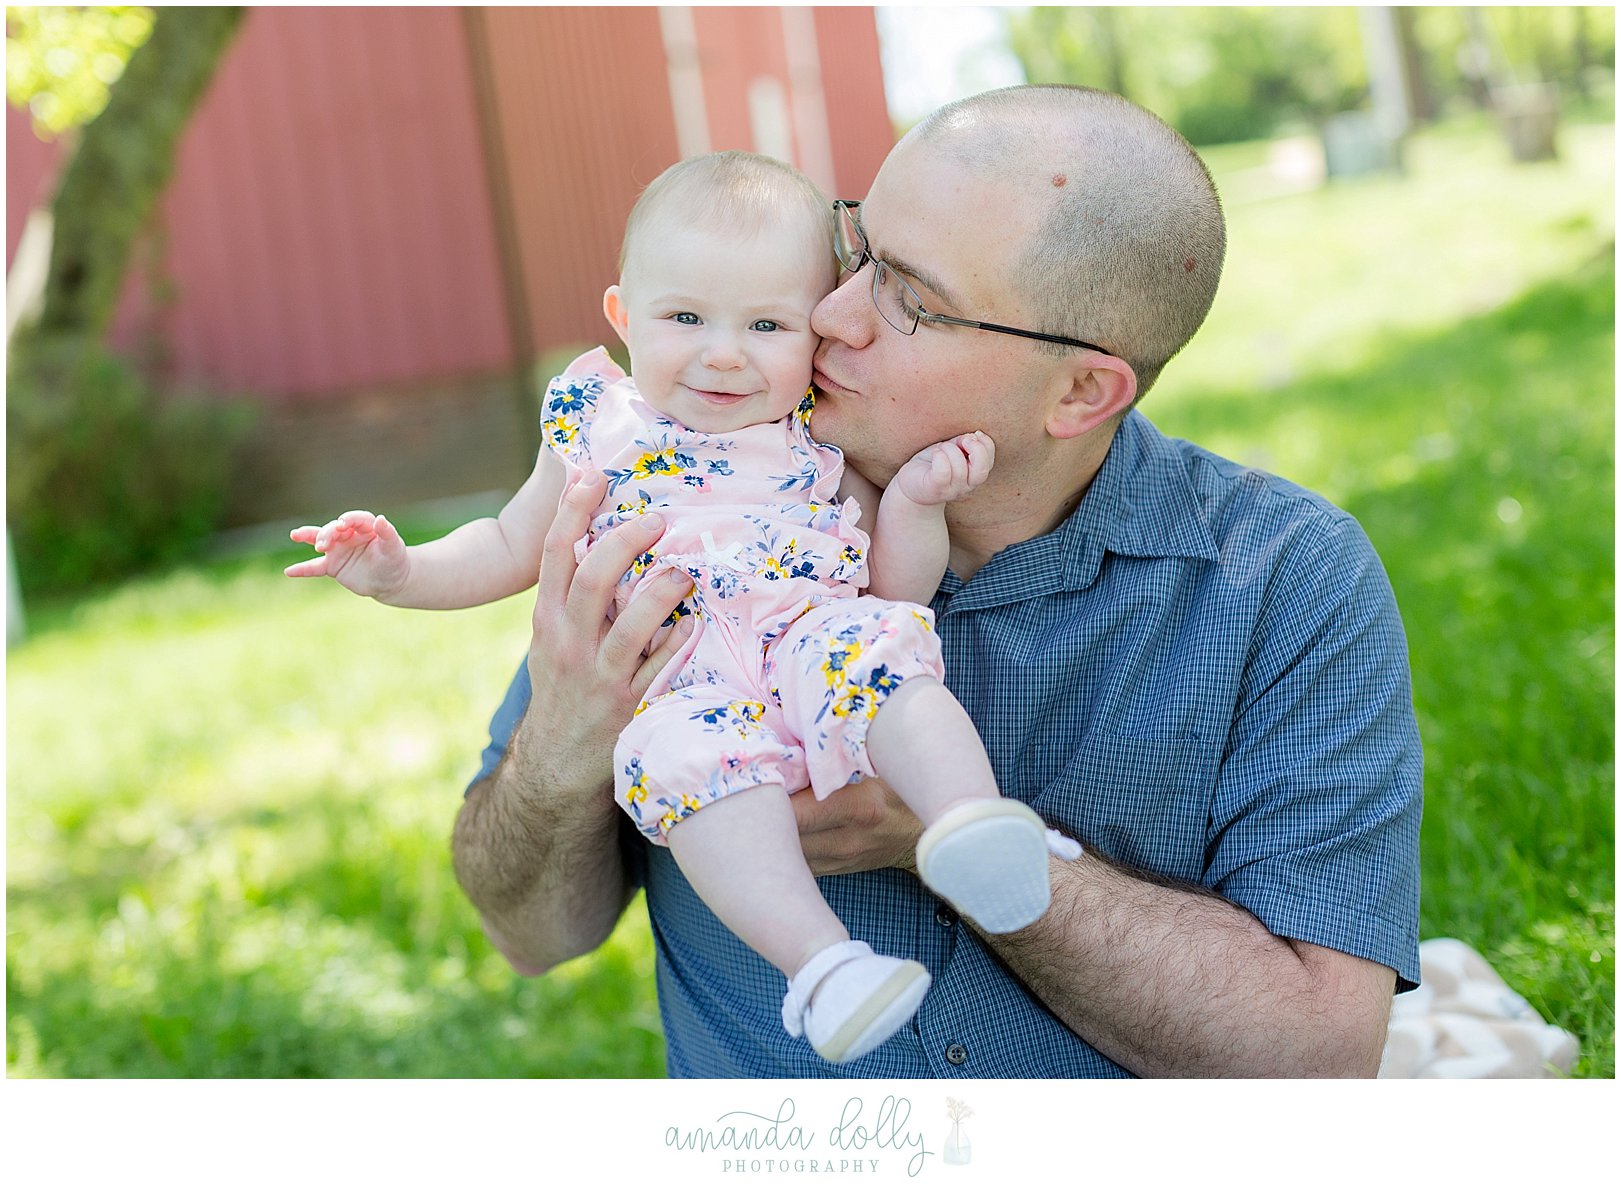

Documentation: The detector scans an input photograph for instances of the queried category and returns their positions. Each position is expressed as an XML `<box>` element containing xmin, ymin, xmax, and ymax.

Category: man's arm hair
<box><xmin>452</xmin><ymin>701</ymin><xmax>637</xmax><ymax>976</ymax></box>
<box><xmin>981</xmin><ymin>846</ymin><xmax>1395</xmax><ymax>1077</ymax></box>
<box><xmin>450</xmin><ymin>471</ymin><xmax>694</xmax><ymax>976</ymax></box>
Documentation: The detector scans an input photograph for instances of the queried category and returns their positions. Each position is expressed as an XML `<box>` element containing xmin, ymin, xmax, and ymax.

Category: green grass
<box><xmin>7</xmin><ymin>119</ymin><xmax>1614</xmax><ymax>1077</ymax></box>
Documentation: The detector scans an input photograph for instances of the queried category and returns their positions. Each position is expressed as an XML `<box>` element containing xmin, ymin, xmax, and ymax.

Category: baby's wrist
<box><xmin>370</xmin><ymin>552</ymin><xmax>414</xmax><ymax>604</ymax></box>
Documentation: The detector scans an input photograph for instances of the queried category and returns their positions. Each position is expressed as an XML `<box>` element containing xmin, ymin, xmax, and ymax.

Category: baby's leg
<box><xmin>771</xmin><ymin>596</ymin><xmax>991</xmax><ymax>823</ymax></box>
<box><xmin>619</xmin><ymin>679</ymin><xmax>931</xmax><ymax>1062</ymax></box>
<box><xmin>865</xmin><ymin>674</ymin><xmax>998</xmax><ymax>826</ymax></box>
<box><xmin>665</xmin><ymin>784</ymin><xmax>930</xmax><ymax>1065</ymax></box>
<box><xmin>774</xmin><ymin>597</ymin><xmax>1059</xmax><ymax>933</ymax></box>
<box><xmin>666</xmin><ymin>783</ymin><xmax>847</xmax><ymax>977</ymax></box>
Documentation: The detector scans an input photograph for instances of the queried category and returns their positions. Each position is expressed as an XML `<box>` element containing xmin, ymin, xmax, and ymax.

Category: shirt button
<box><xmin>934</xmin><ymin>903</ymin><xmax>958</xmax><ymax>927</ymax></box>
<box><xmin>945</xmin><ymin>1043</ymin><xmax>968</xmax><ymax>1066</ymax></box>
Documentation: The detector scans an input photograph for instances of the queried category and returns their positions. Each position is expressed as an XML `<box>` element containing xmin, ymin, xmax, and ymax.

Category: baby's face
<box><xmin>605</xmin><ymin>218</ymin><xmax>833</xmax><ymax>434</ymax></box>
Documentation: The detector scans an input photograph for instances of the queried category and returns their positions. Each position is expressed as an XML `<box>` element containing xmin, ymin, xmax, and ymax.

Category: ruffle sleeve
<box><xmin>539</xmin><ymin>346</ymin><xmax>625</xmax><ymax>470</ymax></box>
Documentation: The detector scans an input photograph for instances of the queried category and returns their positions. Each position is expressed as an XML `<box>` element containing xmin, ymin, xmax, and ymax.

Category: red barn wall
<box><xmin>6</xmin><ymin>6</ymin><xmax>899</xmax><ymax>527</ymax></box>
<box><xmin>106</xmin><ymin>6</ymin><xmax>511</xmax><ymax>400</ymax></box>
<box><xmin>472</xmin><ymin>5</ymin><xmax>680</xmax><ymax>357</ymax></box>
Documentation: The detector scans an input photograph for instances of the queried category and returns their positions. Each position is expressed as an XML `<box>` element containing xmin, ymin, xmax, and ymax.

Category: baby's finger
<box><xmin>289</xmin><ymin>526</ymin><xmax>320</xmax><ymax>545</ymax></box>
<box><xmin>373</xmin><ymin>514</ymin><xmax>403</xmax><ymax>548</ymax></box>
<box><xmin>283</xmin><ymin>556</ymin><xmax>331</xmax><ymax>579</ymax></box>
<box><xmin>963</xmin><ymin>431</ymin><xmax>995</xmax><ymax>477</ymax></box>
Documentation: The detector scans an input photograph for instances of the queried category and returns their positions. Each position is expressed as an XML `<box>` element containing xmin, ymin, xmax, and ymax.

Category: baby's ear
<box><xmin>603</xmin><ymin>286</ymin><xmax>631</xmax><ymax>344</ymax></box>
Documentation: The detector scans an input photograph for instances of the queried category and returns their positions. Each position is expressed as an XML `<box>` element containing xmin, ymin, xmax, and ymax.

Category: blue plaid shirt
<box><xmin>472</xmin><ymin>410</ymin><xmax>1423</xmax><ymax>1078</ymax></box>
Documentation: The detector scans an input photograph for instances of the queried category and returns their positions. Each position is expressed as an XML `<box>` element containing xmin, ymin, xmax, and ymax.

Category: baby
<box><xmin>287</xmin><ymin>151</ymin><xmax>1071</xmax><ymax>1064</ymax></box>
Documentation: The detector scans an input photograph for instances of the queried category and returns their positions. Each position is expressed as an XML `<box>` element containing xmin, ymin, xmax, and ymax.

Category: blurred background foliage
<box><xmin>1009</xmin><ymin>5</ymin><xmax>1615</xmax><ymax>144</ymax></box>
<box><xmin>5</xmin><ymin>3</ymin><xmax>153</xmax><ymax>136</ymax></box>
<box><xmin>6</xmin><ymin>6</ymin><xmax>251</xmax><ymax>598</ymax></box>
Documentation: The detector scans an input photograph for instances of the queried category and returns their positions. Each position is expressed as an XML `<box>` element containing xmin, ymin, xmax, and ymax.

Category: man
<box><xmin>452</xmin><ymin>85</ymin><xmax>1422</xmax><ymax>1078</ymax></box>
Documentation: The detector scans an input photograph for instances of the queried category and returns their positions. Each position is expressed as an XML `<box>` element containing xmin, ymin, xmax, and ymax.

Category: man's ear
<box><xmin>603</xmin><ymin>285</ymin><xmax>631</xmax><ymax>346</ymax></box>
<box><xmin>1046</xmin><ymin>354</ymin><xmax>1138</xmax><ymax>440</ymax></box>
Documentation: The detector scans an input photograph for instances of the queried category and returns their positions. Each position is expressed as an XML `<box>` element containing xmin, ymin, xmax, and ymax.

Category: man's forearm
<box><xmin>452</xmin><ymin>714</ymin><xmax>635</xmax><ymax>975</ymax></box>
<box><xmin>982</xmin><ymin>852</ymin><xmax>1393</xmax><ymax>1077</ymax></box>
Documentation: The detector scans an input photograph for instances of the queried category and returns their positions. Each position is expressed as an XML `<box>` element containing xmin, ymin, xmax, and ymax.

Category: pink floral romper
<box><xmin>542</xmin><ymin>348</ymin><xmax>945</xmax><ymax>843</ymax></box>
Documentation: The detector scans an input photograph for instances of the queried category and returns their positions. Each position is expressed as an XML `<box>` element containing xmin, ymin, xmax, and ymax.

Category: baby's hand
<box><xmin>891</xmin><ymin>432</ymin><xmax>995</xmax><ymax>506</ymax></box>
<box><xmin>284</xmin><ymin>510</ymin><xmax>409</xmax><ymax>599</ymax></box>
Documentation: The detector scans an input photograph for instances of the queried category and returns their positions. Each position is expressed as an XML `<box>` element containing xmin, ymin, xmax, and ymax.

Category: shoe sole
<box><xmin>817</xmin><ymin>961</ymin><xmax>931</xmax><ymax>1064</ymax></box>
<box><xmin>915</xmin><ymin>800</ymin><xmax>1051</xmax><ymax>933</ymax></box>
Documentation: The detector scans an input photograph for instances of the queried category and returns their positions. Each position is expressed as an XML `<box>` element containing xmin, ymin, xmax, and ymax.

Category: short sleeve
<box><xmin>467</xmin><ymin>659</ymin><xmax>531</xmax><ymax>794</ymax></box>
<box><xmin>539</xmin><ymin>346</ymin><xmax>624</xmax><ymax>470</ymax></box>
<box><xmin>1206</xmin><ymin>515</ymin><xmax>1423</xmax><ymax>991</ymax></box>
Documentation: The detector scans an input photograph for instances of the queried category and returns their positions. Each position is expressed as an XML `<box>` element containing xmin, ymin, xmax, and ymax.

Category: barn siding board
<box><xmin>691</xmin><ymin>7</ymin><xmax>802</xmax><ymax>159</ymax></box>
<box><xmin>100</xmin><ymin>6</ymin><xmax>512</xmax><ymax>400</ymax></box>
<box><xmin>4</xmin><ymin>103</ymin><xmax>63</xmax><ymax>271</ymax></box>
<box><xmin>476</xmin><ymin>5</ymin><xmax>680</xmax><ymax>354</ymax></box>
<box><xmin>7</xmin><ymin>7</ymin><xmax>896</xmax><ymax>526</ymax></box>
<box><xmin>813</xmin><ymin>6</ymin><xmax>896</xmax><ymax>198</ymax></box>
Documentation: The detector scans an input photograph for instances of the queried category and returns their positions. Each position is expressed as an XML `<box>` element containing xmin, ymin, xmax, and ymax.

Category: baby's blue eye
<box><xmin>673</xmin><ymin>312</ymin><xmax>701</xmax><ymax>325</ymax></box>
<box><xmin>751</xmin><ymin>319</ymin><xmax>781</xmax><ymax>332</ymax></box>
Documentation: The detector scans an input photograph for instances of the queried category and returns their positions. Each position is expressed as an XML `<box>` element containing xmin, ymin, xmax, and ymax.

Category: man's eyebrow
<box><xmin>855</xmin><ymin>212</ymin><xmax>966</xmax><ymax>310</ymax></box>
<box><xmin>882</xmin><ymin>251</ymin><xmax>965</xmax><ymax>312</ymax></box>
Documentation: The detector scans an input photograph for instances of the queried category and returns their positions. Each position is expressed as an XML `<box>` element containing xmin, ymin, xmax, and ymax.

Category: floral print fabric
<box><xmin>541</xmin><ymin>348</ymin><xmax>944</xmax><ymax>842</ymax></box>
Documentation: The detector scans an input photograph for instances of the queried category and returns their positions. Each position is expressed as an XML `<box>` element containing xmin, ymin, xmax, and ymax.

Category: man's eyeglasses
<box><xmin>832</xmin><ymin>199</ymin><xmax>1110</xmax><ymax>355</ymax></box>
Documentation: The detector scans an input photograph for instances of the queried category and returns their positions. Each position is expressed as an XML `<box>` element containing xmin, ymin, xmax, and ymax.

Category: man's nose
<box><xmin>811</xmin><ymin>268</ymin><xmax>875</xmax><ymax>348</ymax></box>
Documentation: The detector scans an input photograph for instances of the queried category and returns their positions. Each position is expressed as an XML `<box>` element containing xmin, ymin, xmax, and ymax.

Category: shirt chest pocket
<box><xmin>1031</xmin><ymin>734</ymin><xmax>1216</xmax><ymax>885</ymax></box>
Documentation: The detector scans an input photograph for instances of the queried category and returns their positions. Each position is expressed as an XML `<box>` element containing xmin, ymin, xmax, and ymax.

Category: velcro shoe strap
<box><xmin>781</xmin><ymin>940</ymin><xmax>874</xmax><ymax>1036</ymax></box>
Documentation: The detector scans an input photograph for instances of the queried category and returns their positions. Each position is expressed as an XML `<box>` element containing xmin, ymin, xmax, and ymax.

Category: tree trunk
<box><xmin>1570</xmin><ymin>6</ymin><xmax>1592</xmax><ymax>101</ymax></box>
<box><xmin>27</xmin><ymin>7</ymin><xmax>244</xmax><ymax>346</ymax></box>
<box><xmin>1393</xmin><ymin>6</ymin><xmax>1437</xmax><ymax>123</ymax></box>
<box><xmin>1093</xmin><ymin>7</ymin><xmax>1130</xmax><ymax>101</ymax></box>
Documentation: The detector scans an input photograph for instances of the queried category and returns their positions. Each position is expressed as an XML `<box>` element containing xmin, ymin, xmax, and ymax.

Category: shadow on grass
<box><xmin>7</xmin><ymin>879</ymin><xmax>667</xmax><ymax>1078</ymax></box>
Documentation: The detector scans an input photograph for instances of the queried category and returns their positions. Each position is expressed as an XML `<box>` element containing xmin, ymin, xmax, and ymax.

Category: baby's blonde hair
<box><xmin>619</xmin><ymin>150</ymin><xmax>836</xmax><ymax>287</ymax></box>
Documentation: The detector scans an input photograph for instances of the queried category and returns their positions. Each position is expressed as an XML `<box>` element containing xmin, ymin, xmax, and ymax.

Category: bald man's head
<box><xmin>904</xmin><ymin>85</ymin><xmax>1225</xmax><ymax>399</ymax></box>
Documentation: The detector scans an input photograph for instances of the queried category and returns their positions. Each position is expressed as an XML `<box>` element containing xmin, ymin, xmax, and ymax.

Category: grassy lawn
<box><xmin>7</xmin><ymin>119</ymin><xmax>1613</xmax><ymax>1078</ymax></box>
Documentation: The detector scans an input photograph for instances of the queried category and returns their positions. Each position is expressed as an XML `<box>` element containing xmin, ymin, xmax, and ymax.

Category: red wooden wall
<box><xmin>473</xmin><ymin>5</ymin><xmax>680</xmax><ymax>356</ymax></box>
<box><xmin>5</xmin><ymin>5</ymin><xmax>897</xmax><ymax>522</ymax></box>
<box><xmin>106</xmin><ymin>6</ymin><xmax>511</xmax><ymax>399</ymax></box>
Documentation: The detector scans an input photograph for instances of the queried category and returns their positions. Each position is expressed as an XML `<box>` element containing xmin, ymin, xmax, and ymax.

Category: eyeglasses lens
<box><xmin>871</xmin><ymin>262</ymin><xmax>916</xmax><ymax>335</ymax></box>
<box><xmin>834</xmin><ymin>205</ymin><xmax>863</xmax><ymax>272</ymax></box>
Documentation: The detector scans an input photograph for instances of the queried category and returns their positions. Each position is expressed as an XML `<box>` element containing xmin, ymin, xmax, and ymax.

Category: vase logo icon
<box><xmin>942</xmin><ymin>1097</ymin><xmax>973</xmax><ymax>1165</ymax></box>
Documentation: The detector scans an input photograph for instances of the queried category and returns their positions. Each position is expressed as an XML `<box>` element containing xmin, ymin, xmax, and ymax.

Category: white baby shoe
<box><xmin>915</xmin><ymin>799</ymin><xmax>1079</xmax><ymax>933</ymax></box>
<box><xmin>782</xmin><ymin>940</ymin><xmax>931</xmax><ymax>1064</ymax></box>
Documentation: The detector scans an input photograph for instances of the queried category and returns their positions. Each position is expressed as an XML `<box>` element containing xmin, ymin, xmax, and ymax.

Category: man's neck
<box><xmin>944</xmin><ymin>421</ymin><xmax>1120</xmax><ymax>584</ymax></box>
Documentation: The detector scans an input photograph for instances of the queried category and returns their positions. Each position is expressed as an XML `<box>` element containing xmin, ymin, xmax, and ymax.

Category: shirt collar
<box><xmin>936</xmin><ymin>410</ymin><xmax>1219</xmax><ymax>614</ymax></box>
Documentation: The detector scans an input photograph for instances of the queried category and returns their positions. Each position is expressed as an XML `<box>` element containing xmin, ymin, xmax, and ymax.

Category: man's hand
<box><xmin>790</xmin><ymin>776</ymin><xmax>924</xmax><ymax>876</ymax></box>
<box><xmin>285</xmin><ymin>509</ymin><xmax>410</xmax><ymax>598</ymax></box>
<box><xmin>452</xmin><ymin>470</ymin><xmax>694</xmax><ymax>976</ymax></box>
<box><xmin>890</xmin><ymin>432</ymin><xmax>995</xmax><ymax>507</ymax></box>
<box><xmin>524</xmin><ymin>472</ymin><xmax>694</xmax><ymax>794</ymax></box>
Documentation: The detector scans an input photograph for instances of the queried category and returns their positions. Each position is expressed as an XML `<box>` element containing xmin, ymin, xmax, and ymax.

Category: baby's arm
<box><xmin>841</xmin><ymin>432</ymin><xmax>994</xmax><ymax>605</ymax></box>
<box><xmin>286</xmin><ymin>448</ymin><xmax>569</xmax><ymax>610</ymax></box>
